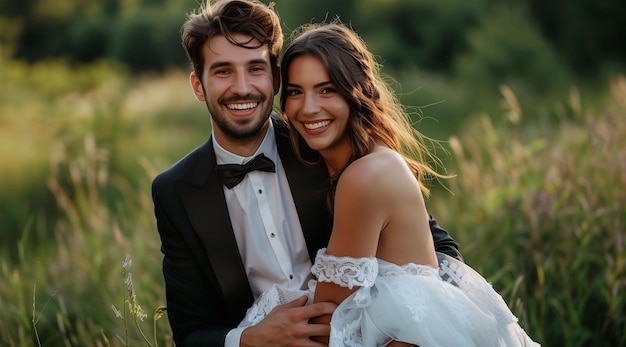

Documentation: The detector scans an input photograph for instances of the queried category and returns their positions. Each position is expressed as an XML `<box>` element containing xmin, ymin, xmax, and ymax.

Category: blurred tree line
<box><xmin>2</xmin><ymin>0</ymin><xmax>624</xmax><ymax>82</ymax></box>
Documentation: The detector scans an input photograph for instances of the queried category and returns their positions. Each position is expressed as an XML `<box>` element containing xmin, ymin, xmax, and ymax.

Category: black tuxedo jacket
<box><xmin>152</xmin><ymin>118</ymin><xmax>461</xmax><ymax>346</ymax></box>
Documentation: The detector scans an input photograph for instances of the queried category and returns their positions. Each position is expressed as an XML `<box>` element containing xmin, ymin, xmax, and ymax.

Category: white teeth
<box><xmin>304</xmin><ymin>120</ymin><xmax>331</xmax><ymax>130</ymax></box>
<box><xmin>227</xmin><ymin>102</ymin><xmax>258</xmax><ymax>110</ymax></box>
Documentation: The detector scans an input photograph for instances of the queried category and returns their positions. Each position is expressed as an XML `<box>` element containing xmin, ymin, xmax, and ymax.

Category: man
<box><xmin>151</xmin><ymin>1</ymin><xmax>463</xmax><ymax>346</ymax></box>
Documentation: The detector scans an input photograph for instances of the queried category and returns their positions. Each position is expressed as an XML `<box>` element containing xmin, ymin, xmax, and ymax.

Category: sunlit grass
<box><xmin>430</xmin><ymin>76</ymin><xmax>626</xmax><ymax>346</ymax></box>
<box><xmin>0</xmin><ymin>57</ymin><xmax>623</xmax><ymax>346</ymax></box>
<box><xmin>1</xmin><ymin>59</ymin><xmax>177</xmax><ymax>346</ymax></box>
<box><xmin>0</xmin><ymin>135</ymin><xmax>172</xmax><ymax>346</ymax></box>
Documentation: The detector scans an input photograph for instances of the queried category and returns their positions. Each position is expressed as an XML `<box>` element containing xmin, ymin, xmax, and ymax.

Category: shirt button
<box><xmin>289</xmin><ymin>275</ymin><xmax>293</xmax><ymax>280</ymax></box>
<box><xmin>270</xmin><ymin>233</ymin><xmax>276</xmax><ymax>238</ymax></box>
<box><xmin>258</xmin><ymin>189</ymin><xmax>263</xmax><ymax>194</ymax></box>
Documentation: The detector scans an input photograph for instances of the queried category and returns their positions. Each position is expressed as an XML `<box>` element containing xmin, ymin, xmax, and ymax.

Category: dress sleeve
<box><xmin>311</xmin><ymin>248</ymin><xmax>378</xmax><ymax>289</ymax></box>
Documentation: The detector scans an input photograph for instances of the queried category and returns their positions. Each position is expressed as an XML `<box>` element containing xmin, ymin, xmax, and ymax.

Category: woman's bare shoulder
<box><xmin>335</xmin><ymin>148</ymin><xmax>417</xmax><ymax>210</ymax></box>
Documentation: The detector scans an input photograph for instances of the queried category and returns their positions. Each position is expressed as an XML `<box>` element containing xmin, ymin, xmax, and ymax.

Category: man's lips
<box><xmin>226</xmin><ymin>102</ymin><xmax>259</xmax><ymax>111</ymax></box>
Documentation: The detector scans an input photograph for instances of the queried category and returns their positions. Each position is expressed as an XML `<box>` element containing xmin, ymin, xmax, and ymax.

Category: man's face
<box><xmin>191</xmin><ymin>34</ymin><xmax>279</xmax><ymax>151</ymax></box>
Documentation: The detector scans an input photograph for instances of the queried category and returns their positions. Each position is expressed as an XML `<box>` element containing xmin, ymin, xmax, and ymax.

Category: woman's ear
<box><xmin>190</xmin><ymin>71</ymin><xmax>206</xmax><ymax>101</ymax></box>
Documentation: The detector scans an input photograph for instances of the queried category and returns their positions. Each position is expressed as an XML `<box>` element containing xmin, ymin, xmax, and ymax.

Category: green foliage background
<box><xmin>1</xmin><ymin>0</ymin><xmax>624</xmax><ymax>345</ymax></box>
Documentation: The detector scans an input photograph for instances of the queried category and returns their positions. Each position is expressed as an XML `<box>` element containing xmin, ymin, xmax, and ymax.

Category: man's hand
<box><xmin>240</xmin><ymin>295</ymin><xmax>337</xmax><ymax>347</ymax></box>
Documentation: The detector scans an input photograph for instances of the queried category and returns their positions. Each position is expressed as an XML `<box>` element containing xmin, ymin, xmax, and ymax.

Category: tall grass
<box><xmin>430</xmin><ymin>77</ymin><xmax>626</xmax><ymax>346</ymax></box>
<box><xmin>0</xmin><ymin>135</ymin><xmax>172</xmax><ymax>346</ymax></box>
<box><xmin>0</xmin><ymin>59</ymin><xmax>207</xmax><ymax>251</ymax></box>
<box><xmin>0</xmin><ymin>57</ymin><xmax>623</xmax><ymax>345</ymax></box>
<box><xmin>0</xmin><ymin>59</ymin><xmax>188</xmax><ymax>346</ymax></box>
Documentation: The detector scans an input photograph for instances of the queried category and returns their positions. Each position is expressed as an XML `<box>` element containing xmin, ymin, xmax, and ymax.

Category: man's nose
<box><xmin>231</xmin><ymin>72</ymin><xmax>252</xmax><ymax>95</ymax></box>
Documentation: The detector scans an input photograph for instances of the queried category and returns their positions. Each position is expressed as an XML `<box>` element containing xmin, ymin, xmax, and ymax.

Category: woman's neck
<box><xmin>320</xmin><ymin>151</ymin><xmax>350</xmax><ymax>176</ymax></box>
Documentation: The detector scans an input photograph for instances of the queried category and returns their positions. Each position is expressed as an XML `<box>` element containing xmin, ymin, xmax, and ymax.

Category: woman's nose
<box><xmin>302</xmin><ymin>93</ymin><xmax>321</xmax><ymax>115</ymax></box>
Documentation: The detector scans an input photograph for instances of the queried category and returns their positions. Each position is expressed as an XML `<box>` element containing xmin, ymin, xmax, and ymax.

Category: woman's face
<box><xmin>283</xmin><ymin>55</ymin><xmax>351</xmax><ymax>160</ymax></box>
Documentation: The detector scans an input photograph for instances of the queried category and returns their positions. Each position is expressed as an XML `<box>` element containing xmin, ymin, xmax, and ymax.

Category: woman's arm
<box><xmin>310</xmin><ymin>158</ymin><xmax>389</xmax><ymax>335</ymax></box>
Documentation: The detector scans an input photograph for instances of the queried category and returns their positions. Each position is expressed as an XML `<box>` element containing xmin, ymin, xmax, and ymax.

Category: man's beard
<box><xmin>214</xmin><ymin>113</ymin><xmax>268</xmax><ymax>141</ymax></box>
<box><xmin>207</xmin><ymin>99</ymin><xmax>272</xmax><ymax>142</ymax></box>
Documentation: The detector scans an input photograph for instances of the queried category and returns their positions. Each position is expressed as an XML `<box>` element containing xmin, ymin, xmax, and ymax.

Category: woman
<box><xmin>239</xmin><ymin>22</ymin><xmax>540</xmax><ymax>347</ymax></box>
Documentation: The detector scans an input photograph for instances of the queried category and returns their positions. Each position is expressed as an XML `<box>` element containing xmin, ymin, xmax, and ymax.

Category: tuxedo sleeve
<box><xmin>429</xmin><ymin>214</ymin><xmax>463</xmax><ymax>261</ymax></box>
<box><xmin>152</xmin><ymin>177</ymin><xmax>233</xmax><ymax>347</ymax></box>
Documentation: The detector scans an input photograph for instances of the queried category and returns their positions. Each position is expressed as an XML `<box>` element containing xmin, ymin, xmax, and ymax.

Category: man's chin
<box><xmin>225</xmin><ymin>119</ymin><xmax>269</xmax><ymax>140</ymax></box>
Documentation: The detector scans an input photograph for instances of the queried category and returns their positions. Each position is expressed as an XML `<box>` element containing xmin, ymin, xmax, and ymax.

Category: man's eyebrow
<box><xmin>208</xmin><ymin>61</ymin><xmax>230</xmax><ymax>70</ymax></box>
<box><xmin>209</xmin><ymin>59</ymin><xmax>270</xmax><ymax>71</ymax></box>
<box><xmin>248</xmin><ymin>58</ymin><xmax>270</xmax><ymax>66</ymax></box>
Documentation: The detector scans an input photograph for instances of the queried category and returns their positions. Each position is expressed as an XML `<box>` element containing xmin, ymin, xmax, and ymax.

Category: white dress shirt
<box><xmin>214</xmin><ymin>122</ymin><xmax>313</xmax><ymax>346</ymax></box>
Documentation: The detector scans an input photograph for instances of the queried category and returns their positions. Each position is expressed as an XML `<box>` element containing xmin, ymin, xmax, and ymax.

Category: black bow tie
<box><xmin>216</xmin><ymin>153</ymin><xmax>276</xmax><ymax>189</ymax></box>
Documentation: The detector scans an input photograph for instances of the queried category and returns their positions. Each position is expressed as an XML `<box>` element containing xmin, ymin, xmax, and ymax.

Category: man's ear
<box><xmin>190</xmin><ymin>71</ymin><xmax>206</xmax><ymax>101</ymax></box>
<box><xmin>273</xmin><ymin>66</ymin><xmax>281</xmax><ymax>96</ymax></box>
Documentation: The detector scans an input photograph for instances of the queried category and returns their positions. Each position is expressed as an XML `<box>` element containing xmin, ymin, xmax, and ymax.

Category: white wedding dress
<box><xmin>239</xmin><ymin>248</ymin><xmax>540</xmax><ymax>347</ymax></box>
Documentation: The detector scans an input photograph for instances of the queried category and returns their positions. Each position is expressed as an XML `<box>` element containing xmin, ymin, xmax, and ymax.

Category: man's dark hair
<box><xmin>181</xmin><ymin>0</ymin><xmax>283</xmax><ymax>78</ymax></box>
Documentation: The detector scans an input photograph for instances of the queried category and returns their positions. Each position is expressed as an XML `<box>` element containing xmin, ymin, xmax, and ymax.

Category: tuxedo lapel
<box><xmin>176</xmin><ymin>140</ymin><xmax>253</xmax><ymax>322</ymax></box>
<box><xmin>174</xmin><ymin>121</ymin><xmax>332</xmax><ymax>323</ymax></box>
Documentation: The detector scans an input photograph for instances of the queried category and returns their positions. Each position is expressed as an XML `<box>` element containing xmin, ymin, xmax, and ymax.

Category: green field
<box><xmin>1</xmin><ymin>58</ymin><xmax>624</xmax><ymax>346</ymax></box>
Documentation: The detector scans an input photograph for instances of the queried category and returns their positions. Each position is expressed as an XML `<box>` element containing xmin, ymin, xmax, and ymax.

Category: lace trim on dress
<box><xmin>311</xmin><ymin>248</ymin><xmax>378</xmax><ymax>289</ymax></box>
<box><xmin>238</xmin><ymin>284</ymin><xmax>314</xmax><ymax>328</ymax></box>
<box><xmin>330</xmin><ymin>316</ymin><xmax>365</xmax><ymax>347</ymax></box>
<box><xmin>437</xmin><ymin>256</ymin><xmax>518</xmax><ymax>325</ymax></box>
<box><xmin>378</xmin><ymin>261</ymin><xmax>439</xmax><ymax>277</ymax></box>
<box><xmin>240</xmin><ymin>286</ymin><xmax>281</xmax><ymax>327</ymax></box>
